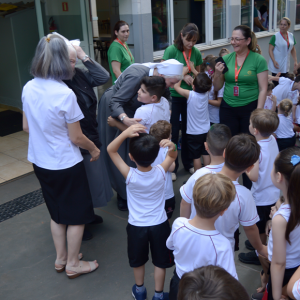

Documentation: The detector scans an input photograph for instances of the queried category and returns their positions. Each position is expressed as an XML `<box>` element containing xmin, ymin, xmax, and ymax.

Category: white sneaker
<box><xmin>172</xmin><ymin>173</ymin><xmax>177</xmax><ymax>181</ymax></box>
<box><xmin>188</xmin><ymin>167</ymin><xmax>195</xmax><ymax>174</ymax></box>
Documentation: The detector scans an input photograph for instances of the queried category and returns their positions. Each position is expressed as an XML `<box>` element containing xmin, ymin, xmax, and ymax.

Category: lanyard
<box><xmin>183</xmin><ymin>49</ymin><xmax>192</xmax><ymax>72</ymax></box>
<box><xmin>280</xmin><ymin>31</ymin><xmax>290</xmax><ymax>49</ymax></box>
<box><xmin>115</xmin><ymin>38</ymin><xmax>133</xmax><ymax>61</ymax></box>
<box><xmin>235</xmin><ymin>49</ymin><xmax>250</xmax><ymax>84</ymax></box>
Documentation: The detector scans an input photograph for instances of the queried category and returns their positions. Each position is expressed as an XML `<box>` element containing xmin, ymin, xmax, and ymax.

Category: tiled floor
<box><xmin>0</xmin><ymin>131</ymin><xmax>33</xmax><ymax>183</ymax></box>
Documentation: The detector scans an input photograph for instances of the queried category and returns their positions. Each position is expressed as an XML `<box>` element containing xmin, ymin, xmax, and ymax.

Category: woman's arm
<box><xmin>213</xmin><ymin>62</ymin><xmax>225</xmax><ymax>91</ymax></box>
<box><xmin>257</xmin><ymin>71</ymin><xmax>268</xmax><ymax>108</ymax></box>
<box><xmin>291</xmin><ymin>46</ymin><xmax>298</xmax><ymax>70</ymax></box>
<box><xmin>111</xmin><ymin>61</ymin><xmax>122</xmax><ymax>79</ymax></box>
<box><xmin>208</xmin><ymin>97</ymin><xmax>222</xmax><ymax>107</ymax></box>
<box><xmin>23</xmin><ymin>112</ymin><xmax>29</xmax><ymax>133</ymax></box>
<box><xmin>269</xmin><ymin>44</ymin><xmax>280</xmax><ymax>69</ymax></box>
<box><xmin>271</xmin><ymin>215</ymin><xmax>287</xmax><ymax>300</ymax></box>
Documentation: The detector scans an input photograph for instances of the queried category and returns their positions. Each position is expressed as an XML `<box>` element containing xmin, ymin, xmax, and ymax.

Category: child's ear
<box><xmin>246</xmin><ymin>164</ymin><xmax>255</xmax><ymax>173</ymax></box>
<box><xmin>223</xmin><ymin>149</ymin><xmax>226</xmax><ymax>159</ymax></box>
<box><xmin>151</xmin><ymin>95</ymin><xmax>158</xmax><ymax>102</ymax></box>
<box><xmin>192</xmin><ymin>85</ymin><xmax>195</xmax><ymax>91</ymax></box>
<box><xmin>204</xmin><ymin>142</ymin><xmax>209</xmax><ymax>152</ymax></box>
<box><xmin>128</xmin><ymin>153</ymin><xmax>134</xmax><ymax>162</ymax></box>
<box><xmin>219</xmin><ymin>208</ymin><xmax>228</xmax><ymax>217</ymax></box>
<box><xmin>276</xmin><ymin>171</ymin><xmax>283</xmax><ymax>183</ymax></box>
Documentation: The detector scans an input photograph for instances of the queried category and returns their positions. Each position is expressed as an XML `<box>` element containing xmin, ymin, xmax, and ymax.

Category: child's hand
<box><xmin>107</xmin><ymin>116</ymin><xmax>118</xmax><ymax>127</ymax></box>
<box><xmin>265</xmin><ymin>220</ymin><xmax>272</xmax><ymax>236</ymax></box>
<box><xmin>167</xmin><ymin>145</ymin><xmax>178</xmax><ymax>160</ymax></box>
<box><xmin>257</xmin><ymin>245</ymin><xmax>268</xmax><ymax>259</ymax></box>
<box><xmin>174</xmin><ymin>80</ymin><xmax>182</xmax><ymax>89</ymax></box>
<box><xmin>189</xmin><ymin>61</ymin><xmax>196</xmax><ymax>72</ymax></box>
<box><xmin>271</xmin><ymin>95</ymin><xmax>277</xmax><ymax>103</ymax></box>
<box><xmin>160</xmin><ymin>139</ymin><xmax>176</xmax><ymax>151</ymax></box>
<box><xmin>123</xmin><ymin>124</ymin><xmax>146</xmax><ymax>138</ymax></box>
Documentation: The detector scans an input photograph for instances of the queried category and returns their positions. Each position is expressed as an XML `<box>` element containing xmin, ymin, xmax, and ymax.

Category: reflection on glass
<box><xmin>241</xmin><ymin>0</ymin><xmax>252</xmax><ymax>29</ymax></box>
<box><xmin>253</xmin><ymin>0</ymin><xmax>270</xmax><ymax>30</ymax></box>
<box><xmin>213</xmin><ymin>0</ymin><xmax>226</xmax><ymax>40</ymax></box>
<box><xmin>277</xmin><ymin>0</ymin><xmax>286</xmax><ymax>27</ymax></box>
<box><xmin>297</xmin><ymin>0</ymin><xmax>300</xmax><ymax>24</ymax></box>
<box><xmin>151</xmin><ymin>0</ymin><xmax>170</xmax><ymax>51</ymax></box>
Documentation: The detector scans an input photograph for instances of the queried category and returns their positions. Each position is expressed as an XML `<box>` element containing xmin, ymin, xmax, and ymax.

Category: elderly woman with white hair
<box><xmin>22</xmin><ymin>34</ymin><xmax>99</xmax><ymax>278</ymax></box>
<box><xmin>98</xmin><ymin>59</ymin><xmax>183</xmax><ymax>211</ymax></box>
<box><xmin>63</xmin><ymin>42</ymin><xmax>113</xmax><ymax>241</ymax></box>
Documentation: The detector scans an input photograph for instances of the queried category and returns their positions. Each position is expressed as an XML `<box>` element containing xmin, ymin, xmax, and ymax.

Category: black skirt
<box><xmin>33</xmin><ymin>161</ymin><xmax>95</xmax><ymax>225</ymax></box>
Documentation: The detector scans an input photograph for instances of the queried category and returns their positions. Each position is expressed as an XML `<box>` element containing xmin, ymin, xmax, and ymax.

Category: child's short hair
<box><xmin>149</xmin><ymin>120</ymin><xmax>172</xmax><ymax>143</ymax></box>
<box><xmin>129</xmin><ymin>133</ymin><xmax>159</xmax><ymax>167</ymax></box>
<box><xmin>140</xmin><ymin>76</ymin><xmax>166</xmax><ymax>100</ymax></box>
<box><xmin>295</xmin><ymin>75</ymin><xmax>300</xmax><ymax>83</ymax></box>
<box><xmin>286</xmin><ymin>73</ymin><xmax>295</xmax><ymax>81</ymax></box>
<box><xmin>267</xmin><ymin>81</ymin><xmax>274</xmax><ymax>91</ymax></box>
<box><xmin>193</xmin><ymin>173</ymin><xmax>236</xmax><ymax>219</ymax></box>
<box><xmin>178</xmin><ymin>266</ymin><xmax>249</xmax><ymax>300</ymax></box>
<box><xmin>225</xmin><ymin>134</ymin><xmax>260</xmax><ymax>173</ymax></box>
<box><xmin>279</xmin><ymin>98</ymin><xmax>293</xmax><ymax>117</ymax></box>
<box><xmin>193</xmin><ymin>73</ymin><xmax>212</xmax><ymax>94</ymax></box>
<box><xmin>250</xmin><ymin>108</ymin><xmax>279</xmax><ymax>137</ymax></box>
<box><xmin>219</xmin><ymin>48</ymin><xmax>230</xmax><ymax>57</ymax></box>
<box><xmin>206</xmin><ymin>124</ymin><xmax>232</xmax><ymax>156</ymax></box>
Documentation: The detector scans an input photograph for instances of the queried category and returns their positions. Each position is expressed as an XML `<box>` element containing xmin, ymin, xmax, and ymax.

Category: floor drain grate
<box><xmin>0</xmin><ymin>189</ymin><xmax>44</xmax><ymax>223</ymax></box>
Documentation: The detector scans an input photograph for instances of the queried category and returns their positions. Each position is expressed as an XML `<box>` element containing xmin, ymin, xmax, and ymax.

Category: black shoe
<box><xmin>82</xmin><ymin>228</ymin><xmax>93</xmax><ymax>241</ymax></box>
<box><xmin>245</xmin><ymin>239</ymin><xmax>255</xmax><ymax>251</ymax></box>
<box><xmin>117</xmin><ymin>194</ymin><xmax>128</xmax><ymax>211</ymax></box>
<box><xmin>89</xmin><ymin>214</ymin><xmax>103</xmax><ymax>225</ymax></box>
<box><xmin>251</xmin><ymin>292</ymin><xmax>264</xmax><ymax>300</ymax></box>
<box><xmin>238</xmin><ymin>251</ymin><xmax>261</xmax><ymax>265</ymax></box>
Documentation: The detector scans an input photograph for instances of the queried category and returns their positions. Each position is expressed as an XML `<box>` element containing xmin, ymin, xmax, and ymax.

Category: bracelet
<box><xmin>174</xmin><ymin>144</ymin><xmax>177</xmax><ymax>151</ymax></box>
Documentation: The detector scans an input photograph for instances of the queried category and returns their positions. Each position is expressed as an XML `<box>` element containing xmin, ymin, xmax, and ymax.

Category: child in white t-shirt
<box><xmin>274</xmin><ymin>98</ymin><xmax>296</xmax><ymax>152</ymax></box>
<box><xmin>150</xmin><ymin>120</ymin><xmax>175</xmax><ymax>221</ymax></box>
<box><xmin>107</xmin><ymin>76</ymin><xmax>170</xmax><ymax>133</ymax></box>
<box><xmin>167</xmin><ymin>173</ymin><xmax>237</xmax><ymax>300</ymax></box>
<box><xmin>173</xmin><ymin>72</ymin><xmax>212</xmax><ymax>171</ymax></box>
<box><xmin>287</xmin><ymin>267</ymin><xmax>300</xmax><ymax>300</ymax></box>
<box><xmin>180</xmin><ymin>123</ymin><xmax>232</xmax><ymax>219</ymax></box>
<box><xmin>107</xmin><ymin>124</ymin><xmax>177</xmax><ymax>300</ymax></box>
<box><xmin>264</xmin><ymin>82</ymin><xmax>277</xmax><ymax>111</ymax></box>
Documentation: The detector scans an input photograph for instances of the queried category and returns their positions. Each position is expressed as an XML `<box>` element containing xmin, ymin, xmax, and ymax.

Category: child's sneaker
<box><xmin>132</xmin><ymin>284</ymin><xmax>147</xmax><ymax>300</ymax></box>
<box><xmin>152</xmin><ymin>292</ymin><xmax>169</xmax><ymax>300</ymax></box>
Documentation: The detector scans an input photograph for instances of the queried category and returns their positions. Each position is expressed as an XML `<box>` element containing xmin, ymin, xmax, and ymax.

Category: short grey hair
<box><xmin>30</xmin><ymin>34</ymin><xmax>73</xmax><ymax>80</ymax></box>
<box><xmin>159</xmin><ymin>73</ymin><xmax>183</xmax><ymax>80</ymax></box>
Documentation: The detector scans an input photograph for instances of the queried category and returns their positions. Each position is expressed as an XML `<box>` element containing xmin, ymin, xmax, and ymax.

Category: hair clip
<box><xmin>290</xmin><ymin>155</ymin><xmax>300</xmax><ymax>166</ymax></box>
<box><xmin>46</xmin><ymin>37</ymin><xmax>50</xmax><ymax>43</ymax></box>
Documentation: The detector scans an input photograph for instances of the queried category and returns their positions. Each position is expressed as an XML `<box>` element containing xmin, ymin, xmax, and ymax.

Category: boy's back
<box><xmin>134</xmin><ymin>96</ymin><xmax>170</xmax><ymax>133</ymax></box>
<box><xmin>251</xmin><ymin>135</ymin><xmax>280</xmax><ymax>206</ymax></box>
<box><xmin>126</xmin><ymin>165</ymin><xmax>167</xmax><ymax>226</ymax></box>
<box><xmin>167</xmin><ymin>217</ymin><xmax>237</xmax><ymax>279</ymax></box>
<box><xmin>273</xmin><ymin>77</ymin><xmax>298</xmax><ymax>105</ymax></box>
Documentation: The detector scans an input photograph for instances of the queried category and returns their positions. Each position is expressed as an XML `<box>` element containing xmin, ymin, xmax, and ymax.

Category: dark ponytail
<box><xmin>233</xmin><ymin>25</ymin><xmax>257</xmax><ymax>52</ymax></box>
<box><xmin>274</xmin><ymin>147</ymin><xmax>300</xmax><ymax>244</ymax></box>
<box><xmin>174</xmin><ymin>23</ymin><xmax>199</xmax><ymax>52</ymax></box>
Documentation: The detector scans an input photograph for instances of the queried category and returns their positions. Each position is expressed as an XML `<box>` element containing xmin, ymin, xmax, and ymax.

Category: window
<box><xmin>276</xmin><ymin>0</ymin><xmax>286</xmax><ymax>28</ymax></box>
<box><xmin>213</xmin><ymin>0</ymin><xmax>226</xmax><ymax>40</ymax></box>
<box><xmin>297</xmin><ymin>0</ymin><xmax>300</xmax><ymax>25</ymax></box>
<box><xmin>241</xmin><ymin>0</ymin><xmax>253</xmax><ymax>29</ymax></box>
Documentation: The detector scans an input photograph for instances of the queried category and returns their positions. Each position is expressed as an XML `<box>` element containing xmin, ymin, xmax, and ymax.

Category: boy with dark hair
<box><xmin>107</xmin><ymin>124</ymin><xmax>177</xmax><ymax>300</ymax></box>
<box><xmin>238</xmin><ymin>109</ymin><xmax>280</xmax><ymax>265</ymax></box>
<box><xmin>150</xmin><ymin>121</ymin><xmax>176</xmax><ymax>220</ymax></box>
<box><xmin>167</xmin><ymin>173</ymin><xmax>237</xmax><ymax>300</ymax></box>
<box><xmin>180</xmin><ymin>124</ymin><xmax>231</xmax><ymax>219</ymax></box>
<box><xmin>174</xmin><ymin>73</ymin><xmax>212</xmax><ymax>170</ymax></box>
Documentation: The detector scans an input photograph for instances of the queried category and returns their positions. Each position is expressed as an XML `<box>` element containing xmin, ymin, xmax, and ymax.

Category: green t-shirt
<box><xmin>163</xmin><ymin>44</ymin><xmax>203</xmax><ymax>97</ymax></box>
<box><xmin>223</xmin><ymin>51</ymin><xmax>268</xmax><ymax>107</ymax></box>
<box><xmin>108</xmin><ymin>41</ymin><xmax>135</xmax><ymax>84</ymax></box>
<box><xmin>269</xmin><ymin>34</ymin><xmax>297</xmax><ymax>48</ymax></box>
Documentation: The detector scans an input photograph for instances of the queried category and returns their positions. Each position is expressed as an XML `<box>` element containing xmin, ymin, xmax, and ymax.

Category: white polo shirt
<box><xmin>180</xmin><ymin>163</ymin><xmax>224</xmax><ymax>219</ymax></box>
<box><xmin>292</xmin><ymin>279</ymin><xmax>300</xmax><ymax>300</ymax></box>
<box><xmin>268</xmin><ymin>204</ymin><xmax>300</xmax><ymax>268</ymax></box>
<box><xmin>22</xmin><ymin>78</ymin><xmax>84</xmax><ymax>170</ymax></box>
<box><xmin>134</xmin><ymin>96</ymin><xmax>170</xmax><ymax>133</ymax></box>
<box><xmin>275</xmin><ymin>114</ymin><xmax>295</xmax><ymax>138</ymax></box>
<box><xmin>166</xmin><ymin>217</ymin><xmax>237</xmax><ymax>279</ymax></box>
<box><xmin>215</xmin><ymin>182</ymin><xmax>260</xmax><ymax>251</ymax></box>
<box><xmin>126</xmin><ymin>165</ymin><xmax>167</xmax><ymax>226</ymax></box>
<box><xmin>186</xmin><ymin>91</ymin><xmax>210</xmax><ymax>135</ymax></box>
<box><xmin>272</xmin><ymin>77</ymin><xmax>298</xmax><ymax>106</ymax></box>
<box><xmin>151</xmin><ymin>147</ymin><xmax>174</xmax><ymax>200</ymax></box>
<box><xmin>251</xmin><ymin>136</ymin><xmax>280</xmax><ymax>206</ymax></box>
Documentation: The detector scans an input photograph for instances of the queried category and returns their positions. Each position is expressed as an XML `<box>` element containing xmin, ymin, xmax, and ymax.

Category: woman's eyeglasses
<box><xmin>228</xmin><ymin>37</ymin><xmax>246</xmax><ymax>42</ymax></box>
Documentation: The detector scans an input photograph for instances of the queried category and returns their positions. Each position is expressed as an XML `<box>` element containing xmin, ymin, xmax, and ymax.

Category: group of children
<box><xmin>106</xmin><ymin>50</ymin><xmax>300</xmax><ymax>300</ymax></box>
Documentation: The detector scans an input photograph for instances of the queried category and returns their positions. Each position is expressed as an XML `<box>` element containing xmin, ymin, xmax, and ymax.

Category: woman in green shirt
<box><xmin>108</xmin><ymin>21</ymin><xmax>135</xmax><ymax>84</ymax></box>
<box><xmin>214</xmin><ymin>25</ymin><xmax>268</xmax><ymax>188</ymax></box>
<box><xmin>162</xmin><ymin>23</ymin><xmax>203</xmax><ymax>180</ymax></box>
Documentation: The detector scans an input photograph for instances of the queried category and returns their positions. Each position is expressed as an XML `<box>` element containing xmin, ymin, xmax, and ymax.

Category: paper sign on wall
<box><xmin>62</xmin><ymin>2</ymin><xmax>68</xmax><ymax>11</ymax></box>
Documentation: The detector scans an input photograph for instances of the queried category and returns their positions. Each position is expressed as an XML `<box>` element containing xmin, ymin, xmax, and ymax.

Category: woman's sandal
<box><xmin>54</xmin><ymin>253</ymin><xmax>83</xmax><ymax>273</ymax></box>
<box><xmin>65</xmin><ymin>260</ymin><xmax>98</xmax><ymax>279</ymax></box>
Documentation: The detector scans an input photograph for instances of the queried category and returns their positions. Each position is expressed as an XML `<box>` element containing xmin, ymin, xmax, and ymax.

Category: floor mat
<box><xmin>0</xmin><ymin>110</ymin><xmax>23</xmax><ymax>136</ymax></box>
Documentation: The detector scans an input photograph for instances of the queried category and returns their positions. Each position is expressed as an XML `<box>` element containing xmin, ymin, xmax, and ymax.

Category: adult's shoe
<box><xmin>245</xmin><ymin>239</ymin><xmax>255</xmax><ymax>251</ymax></box>
<box><xmin>188</xmin><ymin>167</ymin><xmax>194</xmax><ymax>174</ymax></box>
<box><xmin>251</xmin><ymin>292</ymin><xmax>264</xmax><ymax>300</ymax></box>
<box><xmin>238</xmin><ymin>251</ymin><xmax>261</xmax><ymax>265</ymax></box>
<box><xmin>82</xmin><ymin>228</ymin><xmax>93</xmax><ymax>241</ymax></box>
<box><xmin>132</xmin><ymin>284</ymin><xmax>147</xmax><ymax>300</ymax></box>
<box><xmin>117</xmin><ymin>194</ymin><xmax>128</xmax><ymax>211</ymax></box>
<box><xmin>90</xmin><ymin>214</ymin><xmax>103</xmax><ymax>225</ymax></box>
<box><xmin>172</xmin><ymin>173</ymin><xmax>177</xmax><ymax>181</ymax></box>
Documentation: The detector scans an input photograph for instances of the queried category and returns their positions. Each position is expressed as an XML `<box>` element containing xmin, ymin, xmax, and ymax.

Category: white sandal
<box><xmin>65</xmin><ymin>260</ymin><xmax>98</xmax><ymax>279</ymax></box>
<box><xmin>54</xmin><ymin>253</ymin><xmax>83</xmax><ymax>273</ymax></box>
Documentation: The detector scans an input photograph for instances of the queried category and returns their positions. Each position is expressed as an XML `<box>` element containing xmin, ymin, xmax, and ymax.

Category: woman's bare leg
<box><xmin>51</xmin><ymin>219</ymin><xmax>67</xmax><ymax>262</ymax></box>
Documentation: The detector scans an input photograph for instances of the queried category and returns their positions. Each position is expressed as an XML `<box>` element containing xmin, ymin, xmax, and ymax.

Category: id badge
<box><xmin>233</xmin><ymin>86</ymin><xmax>239</xmax><ymax>96</ymax></box>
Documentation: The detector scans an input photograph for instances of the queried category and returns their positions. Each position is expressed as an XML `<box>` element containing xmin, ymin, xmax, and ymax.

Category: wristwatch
<box><xmin>81</xmin><ymin>54</ymin><xmax>89</xmax><ymax>61</ymax></box>
<box><xmin>120</xmin><ymin>115</ymin><xmax>127</xmax><ymax>123</ymax></box>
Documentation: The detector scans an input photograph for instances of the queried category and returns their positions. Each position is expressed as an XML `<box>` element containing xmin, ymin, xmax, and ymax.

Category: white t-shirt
<box><xmin>215</xmin><ymin>181</ymin><xmax>260</xmax><ymax>251</ymax></box>
<box><xmin>295</xmin><ymin>105</ymin><xmax>300</xmax><ymax>125</ymax></box>
<box><xmin>272</xmin><ymin>77</ymin><xmax>298</xmax><ymax>106</ymax></box>
<box><xmin>22</xmin><ymin>78</ymin><xmax>84</xmax><ymax>170</ymax></box>
<box><xmin>134</xmin><ymin>96</ymin><xmax>170</xmax><ymax>133</ymax></box>
<box><xmin>180</xmin><ymin>163</ymin><xmax>224</xmax><ymax>220</ymax></box>
<box><xmin>251</xmin><ymin>136</ymin><xmax>280</xmax><ymax>206</ymax></box>
<box><xmin>186</xmin><ymin>90</ymin><xmax>210</xmax><ymax>135</ymax></box>
<box><xmin>206</xmin><ymin>71</ymin><xmax>224</xmax><ymax>124</ymax></box>
<box><xmin>268</xmin><ymin>204</ymin><xmax>300</xmax><ymax>269</ymax></box>
<box><xmin>166</xmin><ymin>217</ymin><xmax>237</xmax><ymax>279</ymax></box>
<box><xmin>151</xmin><ymin>147</ymin><xmax>174</xmax><ymax>200</ymax></box>
<box><xmin>275</xmin><ymin>114</ymin><xmax>295</xmax><ymax>138</ymax></box>
<box><xmin>126</xmin><ymin>165</ymin><xmax>167</xmax><ymax>226</ymax></box>
<box><xmin>264</xmin><ymin>96</ymin><xmax>274</xmax><ymax>110</ymax></box>
<box><xmin>293</xmin><ymin>279</ymin><xmax>300</xmax><ymax>300</ymax></box>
